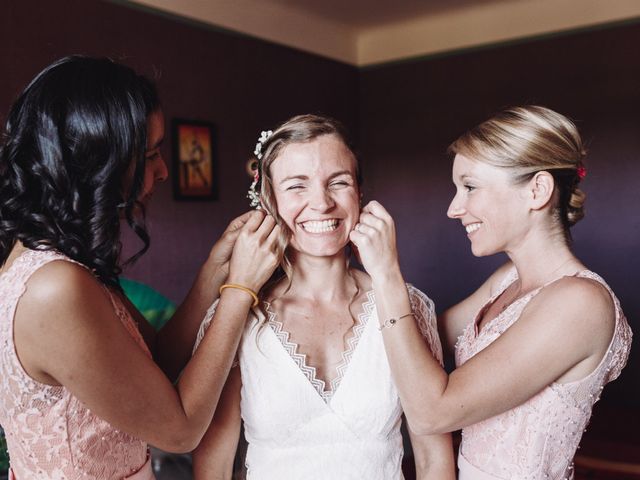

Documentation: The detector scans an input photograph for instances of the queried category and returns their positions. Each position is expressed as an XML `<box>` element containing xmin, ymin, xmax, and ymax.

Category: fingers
<box><xmin>225</xmin><ymin>210</ymin><xmax>257</xmax><ymax>233</ymax></box>
<box><xmin>362</xmin><ymin>200</ymin><xmax>392</xmax><ymax>221</ymax></box>
<box><xmin>255</xmin><ymin>215</ymin><xmax>277</xmax><ymax>240</ymax></box>
<box><xmin>358</xmin><ymin>212</ymin><xmax>386</xmax><ymax>232</ymax></box>
<box><xmin>241</xmin><ymin>209</ymin><xmax>266</xmax><ymax>233</ymax></box>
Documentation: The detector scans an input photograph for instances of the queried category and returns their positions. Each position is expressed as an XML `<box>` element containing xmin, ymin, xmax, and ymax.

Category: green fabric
<box><xmin>119</xmin><ymin>278</ymin><xmax>176</xmax><ymax>330</ymax></box>
<box><xmin>0</xmin><ymin>428</ymin><xmax>7</xmax><ymax>472</ymax></box>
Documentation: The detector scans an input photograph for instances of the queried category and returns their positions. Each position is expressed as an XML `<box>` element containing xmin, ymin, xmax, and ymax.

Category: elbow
<box><xmin>153</xmin><ymin>425</ymin><xmax>204</xmax><ymax>454</ymax></box>
<box><xmin>405</xmin><ymin>409</ymin><xmax>451</xmax><ymax>436</ymax></box>
<box><xmin>407</xmin><ymin>419</ymin><xmax>440</xmax><ymax>436</ymax></box>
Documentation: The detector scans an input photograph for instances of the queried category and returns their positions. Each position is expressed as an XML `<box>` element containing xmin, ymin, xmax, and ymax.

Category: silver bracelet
<box><xmin>378</xmin><ymin>312</ymin><xmax>413</xmax><ymax>331</ymax></box>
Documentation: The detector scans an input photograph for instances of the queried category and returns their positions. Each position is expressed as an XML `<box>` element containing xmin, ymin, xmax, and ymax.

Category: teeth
<box><xmin>465</xmin><ymin>223</ymin><xmax>481</xmax><ymax>234</ymax></box>
<box><xmin>302</xmin><ymin>219</ymin><xmax>338</xmax><ymax>233</ymax></box>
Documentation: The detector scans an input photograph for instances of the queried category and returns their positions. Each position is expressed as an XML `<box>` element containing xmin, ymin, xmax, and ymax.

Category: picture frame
<box><xmin>171</xmin><ymin>119</ymin><xmax>218</xmax><ymax>200</ymax></box>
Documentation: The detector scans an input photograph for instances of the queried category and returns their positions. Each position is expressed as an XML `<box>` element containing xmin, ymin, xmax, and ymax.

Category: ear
<box><xmin>528</xmin><ymin>171</ymin><xmax>555</xmax><ymax>210</ymax></box>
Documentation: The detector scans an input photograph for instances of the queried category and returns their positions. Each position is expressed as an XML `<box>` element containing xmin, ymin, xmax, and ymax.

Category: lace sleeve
<box><xmin>192</xmin><ymin>299</ymin><xmax>240</xmax><ymax>367</ymax></box>
<box><xmin>407</xmin><ymin>285</ymin><xmax>444</xmax><ymax>366</ymax></box>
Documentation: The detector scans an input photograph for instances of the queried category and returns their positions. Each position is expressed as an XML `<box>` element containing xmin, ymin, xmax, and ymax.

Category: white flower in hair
<box><xmin>247</xmin><ymin>129</ymin><xmax>273</xmax><ymax>208</ymax></box>
<box><xmin>253</xmin><ymin>130</ymin><xmax>273</xmax><ymax>160</ymax></box>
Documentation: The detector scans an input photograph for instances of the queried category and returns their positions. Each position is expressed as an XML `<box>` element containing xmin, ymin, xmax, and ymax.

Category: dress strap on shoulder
<box><xmin>2</xmin><ymin>248</ymin><xmax>85</xmax><ymax>289</ymax></box>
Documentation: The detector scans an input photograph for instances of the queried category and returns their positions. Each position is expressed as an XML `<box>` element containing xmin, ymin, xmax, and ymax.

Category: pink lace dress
<box><xmin>455</xmin><ymin>268</ymin><xmax>632</xmax><ymax>480</ymax></box>
<box><xmin>195</xmin><ymin>285</ymin><xmax>443</xmax><ymax>480</ymax></box>
<box><xmin>0</xmin><ymin>249</ymin><xmax>154</xmax><ymax>479</ymax></box>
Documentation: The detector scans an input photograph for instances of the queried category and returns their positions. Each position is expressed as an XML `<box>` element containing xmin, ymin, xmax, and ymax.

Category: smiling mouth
<box><xmin>300</xmin><ymin>219</ymin><xmax>340</xmax><ymax>233</ymax></box>
<box><xmin>465</xmin><ymin>223</ymin><xmax>482</xmax><ymax>234</ymax></box>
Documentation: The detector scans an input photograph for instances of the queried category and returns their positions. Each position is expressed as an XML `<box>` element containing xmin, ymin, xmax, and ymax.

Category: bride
<box><xmin>191</xmin><ymin>114</ymin><xmax>454</xmax><ymax>479</ymax></box>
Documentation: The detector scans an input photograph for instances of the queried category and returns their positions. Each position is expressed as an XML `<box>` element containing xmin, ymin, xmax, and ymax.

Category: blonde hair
<box><xmin>252</xmin><ymin>114</ymin><xmax>360</xmax><ymax>297</ymax></box>
<box><xmin>448</xmin><ymin>105</ymin><xmax>587</xmax><ymax>234</ymax></box>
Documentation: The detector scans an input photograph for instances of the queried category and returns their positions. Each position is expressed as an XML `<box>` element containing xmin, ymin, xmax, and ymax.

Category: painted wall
<box><xmin>359</xmin><ymin>23</ymin><xmax>640</xmax><ymax>406</ymax></box>
<box><xmin>0</xmin><ymin>0</ymin><xmax>359</xmax><ymax>304</ymax></box>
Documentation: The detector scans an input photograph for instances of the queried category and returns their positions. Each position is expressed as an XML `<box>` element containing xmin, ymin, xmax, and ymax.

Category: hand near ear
<box><xmin>349</xmin><ymin>200</ymin><xmax>402</xmax><ymax>282</ymax></box>
<box><xmin>208</xmin><ymin>211</ymin><xmax>258</xmax><ymax>278</ymax></box>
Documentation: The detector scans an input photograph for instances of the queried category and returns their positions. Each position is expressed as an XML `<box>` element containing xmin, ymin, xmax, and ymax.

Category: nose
<box><xmin>447</xmin><ymin>192</ymin><xmax>465</xmax><ymax>219</ymax></box>
<box><xmin>309</xmin><ymin>186</ymin><xmax>335</xmax><ymax>212</ymax></box>
<box><xmin>155</xmin><ymin>155</ymin><xmax>169</xmax><ymax>183</ymax></box>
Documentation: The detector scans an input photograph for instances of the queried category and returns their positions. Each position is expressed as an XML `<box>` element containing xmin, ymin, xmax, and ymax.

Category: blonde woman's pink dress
<box><xmin>455</xmin><ymin>268</ymin><xmax>632</xmax><ymax>480</ymax></box>
<box><xmin>0</xmin><ymin>249</ymin><xmax>155</xmax><ymax>479</ymax></box>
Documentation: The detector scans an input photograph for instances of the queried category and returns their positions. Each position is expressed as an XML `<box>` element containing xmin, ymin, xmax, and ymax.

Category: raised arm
<box><xmin>351</xmin><ymin>201</ymin><xmax>614</xmax><ymax>435</ymax></box>
<box><xmin>155</xmin><ymin>210</ymin><xmax>256</xmax><ymax>380</ymax></box>
<box><xmin>14</xmin><ymin>211</ymin><xmax>280</xmax><ymax>453</ymax></box>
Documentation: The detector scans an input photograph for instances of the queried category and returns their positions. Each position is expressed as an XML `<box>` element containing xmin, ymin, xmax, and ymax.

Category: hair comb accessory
<box><xmin>253</xmin><ymin>130</ymin><xmax>273</xmax><ymax>160</ymax></box>
<box><xmin>247</xmin><ymin>130</ymin><xmax>273</xmax><ymax>208</ymax></box>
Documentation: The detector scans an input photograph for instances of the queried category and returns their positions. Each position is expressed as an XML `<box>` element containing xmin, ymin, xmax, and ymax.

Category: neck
<box><xmin>506</xmin><ymin>227</ymin><xmax>582</xmax><ymax>292</ymax></box>
<box><xmin>285</xmin><ymin>250</ymin><xmax>356</xmax><ymax>303</ymax></box>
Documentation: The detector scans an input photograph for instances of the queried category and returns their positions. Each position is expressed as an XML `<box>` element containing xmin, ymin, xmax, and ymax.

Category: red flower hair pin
<box><xmin>577</xmin><ymin>165</ymin><xmax>587</xmax><ymax>180</ymax></box>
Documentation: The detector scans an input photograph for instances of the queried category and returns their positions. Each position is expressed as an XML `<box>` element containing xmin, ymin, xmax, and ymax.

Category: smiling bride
<box><xmin>191</xmin><ymin>114</ymin><xmax>454</xmax><ymax>479</ymax></box>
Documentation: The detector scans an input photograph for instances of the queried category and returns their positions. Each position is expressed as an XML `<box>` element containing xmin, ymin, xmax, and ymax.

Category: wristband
<box><xmin>219</xmin><ymin>283</ymin><xmax>259</xmax><ymax>308</ymax></box>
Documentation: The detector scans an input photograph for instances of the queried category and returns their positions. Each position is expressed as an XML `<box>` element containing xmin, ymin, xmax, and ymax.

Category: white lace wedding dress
<box><xmin>195</xmin><ymin>285</ymin><xmax>443</xmax><ymax>479</ymax></box>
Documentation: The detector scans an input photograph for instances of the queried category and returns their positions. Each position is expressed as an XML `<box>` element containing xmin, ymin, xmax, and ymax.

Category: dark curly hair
<box><xmin>0</xmin><ymin>56</ymin><xmax>160</xmax><ymax>289</ymax></box>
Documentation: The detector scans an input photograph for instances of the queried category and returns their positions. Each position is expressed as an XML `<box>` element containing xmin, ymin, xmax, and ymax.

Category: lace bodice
<box><xmin>195</xmin><ymin>284</ymin><xmax>442</xmax><ymax>479</ymax></box>
<box><xmin>0</xmin><ymin>249</ymin><xmax>150</xmax><ymax>479</ymax></box>
<box><xmin>455</xmin><ymin>268</ymin><xmax>632</xmax><ymax>480</ymax></box>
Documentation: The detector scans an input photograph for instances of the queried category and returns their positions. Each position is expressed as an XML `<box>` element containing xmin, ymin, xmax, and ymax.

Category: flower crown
<box><xmin>247</xmin><ymin>130</ymin><xmax>273</xmax><ymax>208</ymax></box>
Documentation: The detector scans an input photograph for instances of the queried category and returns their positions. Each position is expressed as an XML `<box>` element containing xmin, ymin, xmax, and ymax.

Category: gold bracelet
<box><xmin>378</xmin><ymin>312</ymin><xmax>413</xmax><ymax>331</ymax></box>
<box><xmin>219</xmin><ymin>284</ymin><xmax>259</xmax><ymax>308</ymax></box>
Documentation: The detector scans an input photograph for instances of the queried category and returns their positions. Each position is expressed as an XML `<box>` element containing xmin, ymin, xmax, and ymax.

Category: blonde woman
<box><xmin>192</xmin><ymin>115</ymin><xmax>454</xmax><ymax>479</ymax></box>
<box><xmin>353</xmin><ymin>106</ymin><xmax>632</xmax><ymax>479</ymax></box>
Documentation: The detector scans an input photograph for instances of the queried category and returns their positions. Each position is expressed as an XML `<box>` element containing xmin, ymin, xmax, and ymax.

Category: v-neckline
<box><xmin>264</xmin><ymin>290</ymin><xmax>376</xmax><ymax>403</ymax></box>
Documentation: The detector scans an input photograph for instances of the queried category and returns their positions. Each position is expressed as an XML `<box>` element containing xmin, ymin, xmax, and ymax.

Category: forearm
<box><xmin>168</xmin><ymin>289</ymin><xmax>250</xmax><ymax>449</ymax></box>
<box><xmin>373</xmin><ymin>269</ymin><xmax>455</xmax><ymax>434</ymax></box>
<box><xmin>192</xmin><ymin>369</ymin><xmax>242</xmax><ymax>480</ymax></box>
<box><xmin>409</xmin><ymin>423</ymin><xmax>455</xmax><ymax>480</ymax></box>
<box><xmin>156</xmin><ymin>254</ymin><xmax>227</xmax><ymax>379</ymax></box>
<box><xmin>417</xmin><ymin>455</ymin><xmax>456</xmax><ymax>480</ymax></box>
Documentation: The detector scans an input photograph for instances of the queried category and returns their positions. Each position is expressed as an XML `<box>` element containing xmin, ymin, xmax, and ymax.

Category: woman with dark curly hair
<box><xmin>0</xmin><ymin>56</ymin><xmax>281</xmax><ymax>479</ymax></box>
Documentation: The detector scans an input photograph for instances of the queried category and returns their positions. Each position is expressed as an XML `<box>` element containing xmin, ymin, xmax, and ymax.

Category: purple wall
<box><xmin>0</xmin><ymin>0</ymin><xmax>359</xmax><ymax>302</ymax></box>
<box><xmin>359</xmin><ymin>22</ymin><xmax>640</xmax><ymax>406</ymax></box>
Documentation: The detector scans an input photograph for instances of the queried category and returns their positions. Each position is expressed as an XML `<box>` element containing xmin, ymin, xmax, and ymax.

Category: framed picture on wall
<box><xmin>171</xmin><ymin>119</ymin><xmax>218</xmax><ymax>200</ymax></box>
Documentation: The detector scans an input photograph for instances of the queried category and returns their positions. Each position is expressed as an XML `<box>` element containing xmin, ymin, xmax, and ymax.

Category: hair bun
<box><xmin>567</xmin><ymin>187</ymin><xmax>586</xmax><ymax>226</ymax></box>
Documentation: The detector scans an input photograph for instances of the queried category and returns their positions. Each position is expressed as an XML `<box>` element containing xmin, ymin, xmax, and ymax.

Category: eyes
<box><xmin>285</xmin><ymin>179</ymin><xmax>352</xmax><ymax>192</ymax></box>
<box><xmin>145</xmin><ymin>149</ymin><xmax>161</xmax><ymax>162</ymax></box>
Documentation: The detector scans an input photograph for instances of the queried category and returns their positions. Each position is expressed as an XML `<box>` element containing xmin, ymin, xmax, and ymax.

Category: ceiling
<box><xmin>263</xmin><ymin>0</ymin><xmax>503</xmax><ymax>28</ymax></box>
<box><xmin>126</xmin><ymin>0</ymin><xmax>640</xmax><ymax>66</ymax></box>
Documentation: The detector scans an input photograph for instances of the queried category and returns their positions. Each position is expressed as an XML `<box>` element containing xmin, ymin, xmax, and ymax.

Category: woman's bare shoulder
<box><xmin>22</xmin><ymin>259</ymin><xmax>111</xmax><ymax>318</ymax></box>
<box><xmin>524</xmin><ymin>275</ymin><xmax>615</xmax><ymax>349</ymax></box>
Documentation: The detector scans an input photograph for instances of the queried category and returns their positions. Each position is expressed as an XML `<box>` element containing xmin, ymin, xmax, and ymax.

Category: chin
<box><xmin>470</xmin><ymin>243</ymin><xmax>500</xmax><ymax>258</ymax></box>
<box><xmin>294</xmin><ymin>241</ymin><xmax>349</xmax><ymax>259</ymax></box>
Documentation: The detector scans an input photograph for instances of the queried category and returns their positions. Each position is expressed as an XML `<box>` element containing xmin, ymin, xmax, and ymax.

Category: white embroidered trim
<box><xmin>265</xmin><ymin>290</ymin><xmax>375</xmax><ymax>403</ymax></box>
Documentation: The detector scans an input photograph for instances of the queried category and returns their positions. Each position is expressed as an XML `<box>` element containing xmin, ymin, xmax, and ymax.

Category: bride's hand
<box><xmin>349</xmin><ymin>201</ymin><xmax>401</xmax><ymax>281</ymax></box>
